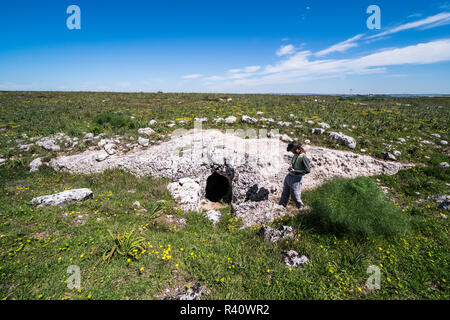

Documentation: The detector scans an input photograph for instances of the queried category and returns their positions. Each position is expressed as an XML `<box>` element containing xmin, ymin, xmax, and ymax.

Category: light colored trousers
<box><xmin>279</xmin><ymin>174</ymin><xmax>304</xmax><ymax>208</ymax></box>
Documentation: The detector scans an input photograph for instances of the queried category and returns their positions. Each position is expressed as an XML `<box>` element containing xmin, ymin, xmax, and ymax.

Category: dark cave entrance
<box><xmin>205</xmin><ymin>172</ymin><xmax>232</xmax><ymax>203</ymax></box>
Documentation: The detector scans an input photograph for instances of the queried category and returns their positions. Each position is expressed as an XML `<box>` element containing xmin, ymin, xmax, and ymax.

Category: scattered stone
<box><xmin>280</xmin><ymin>134</ymin><xmax>293</xmax><ymax>143</ymax></box>
<box><xmin>149</xmin><ymin>119</ymin><xmax>157</xmax><ymax>126</ymax></box>
<box><xmin>438</xmin><ymin>200</ymin><xmax>450</xmax><ymax>210</ymax></box>
<box><xmin>382</xmin><ymin>152</ymin><xmax>397</xmax><ymax>161</ymax></box>
<box><xmin>328</xmin><ymin>132</ymin><xmax>356</xmax><ymax>149</ymax></box>
<box><xmin>440</xmin><ymin>140</ymin><xmax>448</xmax><ymax>145</ymax></box>
<box><xmin>258</xmin><ymin>225</ymin><xmax>294</xmax><ymax>243</ymax></box>
<box><xmin>277</xmin><ymin>121</ymin><xmax>291</xmax><ymax>127</ymax></box>
<box><xmin>83</xmin><ymin>133</ymin><xmax>94</xmax><ymax>140</ymax></box>
<box><xmin>138</xmin><ymin>137</ymin><xmax>149</xmax><ymax>147</ymax></box>
<box><xmin>104</xmin><ymin>143</ymin><xmax>116</xmax><ymax>155</ymax></box>
<box><xmin>138</xmin><ymin>128</ymin><xmax>156</xmax><ymax>137</ymax></box>
<box><xmin>95</xmin><ymin>152</ymin><xmax>109</xmax><ymax>162</ymax></box>
<box><xmin>29</xmin><ymin>157</ymin><xmax>44</xmax><ymax>172</ymax></box>
<box><xmin>398</xmin><ymin>138</ymin><xmax>406</xmax><ymax>143</ymax></box>
<box><xmin>0</xmin><ymin>158</ymin><xmax>6</xmax><ymax>166</ymax></box>
<box><xmin>194</xmin><ymin>117</ymin><xmax>208</xmax><ymax>123</ymax></box>
<box><xmin>203</xmin><ymin>210</ymin><xmax>222</xmax><ymax>224</ymax></box>
<box><xmin>31</xmin><ymin>188</ymin><xmax>93</xmax><ymax>208</ymax></box>
<box><xmin>311</xmin><ymin>128</ymin><xmax>325</xmax><ymax>135</ymax></box>
<box><xmin>36</xmin><ymin>137</ymin><xmax>60</xmax><ymax>151</ymax></box>
<box><xmin>133</xmin><ymin>201</ymin><xmax>141</xmax><ymax>207</ymax></box>
<box><xmin>162</xmin><ymin>283</ymin><xmax>209</xmax><ymax>300</ymax></box>
<box><xmin>431</xmin><ymin>133</ymin><xmax>441</xmax><ymax>138</ymax></box>
<box><xmin>241</xmin><ymin>115</ymin><xmax>258</xmax><ymax>124</ymax></box>
<box><xmin>18</xmin><ymin>143</ymin><xmax>34</xmax><ymax>151</ymax></box>
<box><xmin>393</xmin><ymin>150</ymin><xmax>401</xmax><ymax>157</ymax></box>
<box><xmin>224</xmin><ymin>116</ymin><xmax>237</xmax><ymax>124</ymax></box>
<box><xmin>282</xmin><ymin>250</ymin><xmax>309</xmax><ymax>268</ymax></box>
<box><xmin>318</xmin><ymin>122</ymin><xmax>330</xmax><ymax>129</ymax></box>
<box><xmin>439</xmin><ymin>162</ymin><xmax>449</xmax><ymax>168</ymax></box>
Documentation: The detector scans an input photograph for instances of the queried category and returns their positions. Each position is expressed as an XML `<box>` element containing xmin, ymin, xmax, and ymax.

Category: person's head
<box><xmin>287</xmin><ymin>142</ymin><xmax>305</xmax><ymax>154</ymax></box>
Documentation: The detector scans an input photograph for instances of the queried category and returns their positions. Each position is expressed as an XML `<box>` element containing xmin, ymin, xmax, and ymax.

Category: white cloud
<box><xmin>243</xmin><ymin>65</ymin><xmax>261</xmax><ymax>73</ymax></box>
<box><xmin>182</xmin><ymin>74</ymin><xmax>202</xmax><ymax>79</ymax></box>
<box><xmin>367</xmin><ymin>12</ymin><xmax>450</xmax><ymax>39</ymax></box>
<box><xmin>316</xmin><ymin>34</ymin><xmax>365</xmax><ymax>57</ymax></box>
<box><xmin>212</xmin><ymin>39</ymin><xmax>450</xmax><ymax>87</ymax></box>
<box><xmin>276</xmin><ymin>44</ymin><xmax>296</xmax><ymax>56</ymax></box>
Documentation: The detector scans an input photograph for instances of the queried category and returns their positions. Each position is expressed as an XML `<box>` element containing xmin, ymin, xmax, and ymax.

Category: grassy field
<box><xmin>0</xmin><ymin>91</ymin><xmax>449</xmax><ymax>300</ymax></box>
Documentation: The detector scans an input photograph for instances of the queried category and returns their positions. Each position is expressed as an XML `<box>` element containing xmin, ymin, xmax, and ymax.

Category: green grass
<box><xmin>299</xmin><ymin>177</ymin><xmax>411</xmax><ymax>238</ymax></box>
<box><xmin>0</xmin><ymin>91</ymin><xmax>449</xmax><ymax>300</ymax></box>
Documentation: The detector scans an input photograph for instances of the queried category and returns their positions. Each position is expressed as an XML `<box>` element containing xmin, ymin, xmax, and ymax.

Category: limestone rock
<box><xmin>204</xmin><ymin>210</ymin><xmax>222</xmax><ymax>224</ymax></box>
<box><xmin>31</xmin><ymin>188</ymin><xmax>93</xmax><ymax>208</ymax></box>
<box><xmin>29</xmin><ymin>157</ymin><xmax>44</xmax><ymax>172</ymax></box>
<box><xmin>382</xmin><ymin>152</ymin><xmax>397</xmax><ymax>161</ymax></box>
<box><xmin>318</xmin><ymin>122</ymin><xmax>330</xmax><ymax>129</ymax></box>
<box><xmin>241</xmin><ymin>115</ymin><xmax>258</xmax><ymax>124</ymax></box>
<box><xmin>138</xmin><ymin>137</ymin><xmax>149</xmax><ymax>147</ymax></box>
<box><xmin>149</xmin><ymin>120</ymin><xmax>157</xmax><ymax>126</ymax></box>
<box><xmin>258</xmin><ymin>225</ymin><xmax>294</xmax><ymax>243</ymax></box>
<box><xmin>438</xmin><ymin>200</ymin><xmax>450</xmax><ymax>210</ymax></box>
<box><xmin>224</xmin><ymin>116</ymin><xmax>237</xmax><ymax>124</ymax></box>
<box><xmin>138</xmin><ymin>128</ymin><xmax>156</xmax><ymax>137</ymax></box>
<box><xmin>282</xmin><ymin>250</ymin><xmax>309</xmax><ymax>268</ymax></box>
<box><xmin>439</xmin><ymin>162</ymin><xmax>449</xmax><ymax>168</ymax></box>
<box><xmin>162</xmin><ymin>283</ymin><xmax>209</xmax><ymax>300</ymax></box>
<box><xmin>311</xmin><ymin>128</ymin><xmax>325</xmax><ymax>135</ymax></box>
<box><xmin>328</xmin><ymin>132</ymin><xmax>356</xmax><ymax>149</ymax></box>
<box><xmin>167</xmin><ymin>178</ymin><xmax>201</xmax><ymax>212</ymax></box>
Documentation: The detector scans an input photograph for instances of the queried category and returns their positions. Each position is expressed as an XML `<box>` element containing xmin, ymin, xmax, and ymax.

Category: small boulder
<box><xmin>311</xmin><ymin>128</ymin><xmax>325</xmax><ymax>135</ymax></box>
<box><xmin>382</xmin><ymin>152</ymin><xmax>397</xmax><ymax>161</ymax></box>
<box><xmin>138</xmin><ymin>128</ymin><xmax>156</xmax><ymax>137</ymax></box>
<box><xmin>203</xmin><ymin>210</ymin><xmax>222</xmax><ymax>224</ymax></box>
<box><xmin>29</xmin><ymin>157</ymin><xmax>44</xmax><ymax>172</ymax></box>
<box><xmin>241</xmin><ymin>115</ymin><xmax>258</xmax><ymax>124</ymax></box>
<box><xmin>138</xmin><ymin>137</ymin><xmax>150</xmax><ymax>147</ymax></box>
<box><xmin>439</xmin><ymin>162</ymin><xmax>449</xmax><ymax>168</ymax></box>
<box><xmin>224</xmin><ymin>116</ymin><xmax>237</xmax><ymax>124</ymax></box>
<box><xmin>328</xmin><ymin>132</ymin><xmax>356</xmax><ymax>149</ymax></box>
<box><xmin>282</xmin><ymin>250</ymin><xmax>309</xmax><ymax>268</ymax></box>
<box><xmin>31</xmin><ymin>188</ymin><xmax>93</xmax><ymax>208</ymax></box>
<box><xmin>438</xmin><ymin>200</ymin><xmax>450</xmax><ymax>211</ymax></box>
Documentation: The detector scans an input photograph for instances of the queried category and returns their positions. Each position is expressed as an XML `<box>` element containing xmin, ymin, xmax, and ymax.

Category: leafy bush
<box><xmin>305</xmin><ymin>177</ymin><xmax>410</xmax><ymax>238</ymax></box>
<box><xmin>93</xmin><ymin>112</ymin><xmax>132</xmax><ymax>129</ymax></box>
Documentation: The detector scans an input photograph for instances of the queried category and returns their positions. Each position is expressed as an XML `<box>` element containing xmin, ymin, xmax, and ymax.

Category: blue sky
<box><xmin>1</xmin><ymin>0</ymin><xmax>449</xmax><ymax>94</ymax></box>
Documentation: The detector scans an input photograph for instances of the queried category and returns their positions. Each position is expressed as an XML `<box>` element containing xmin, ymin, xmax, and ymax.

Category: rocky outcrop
<box><xmin>49</xmin><ymin>129</ymin><xmax>414</xmax><ymax>227</ymax></box>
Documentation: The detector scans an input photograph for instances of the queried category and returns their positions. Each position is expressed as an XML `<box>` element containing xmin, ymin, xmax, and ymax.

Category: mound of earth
<box><xmin>49</xmin><ymin>129</ymin><xmax>414</xmax><ymax>227</ymax></box>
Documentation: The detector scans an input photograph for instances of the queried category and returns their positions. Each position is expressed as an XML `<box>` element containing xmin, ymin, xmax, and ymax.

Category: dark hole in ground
<box><xmin>205</xmin><ymin>172</ymin><xmax>232</xmax><ymax>203</ymax></box>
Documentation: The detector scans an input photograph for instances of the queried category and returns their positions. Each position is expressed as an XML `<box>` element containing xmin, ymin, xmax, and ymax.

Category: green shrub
<box><xmin>305</xmin><ymin>177</ymin><xmax>410</xmax><ymax>238</ymax></box>
<box><xmin>93</xmin><ymin>112</ymin><xmax>131</xmax><ymax>129</ymax></box>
